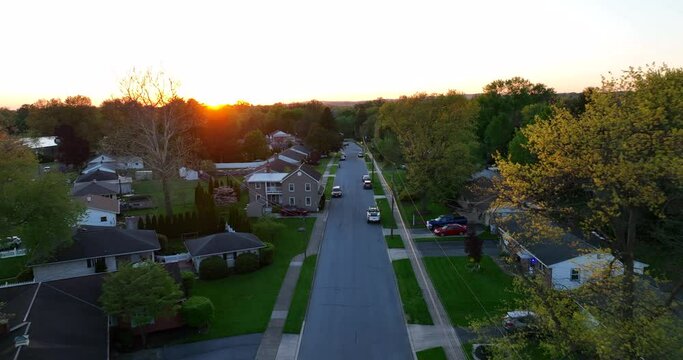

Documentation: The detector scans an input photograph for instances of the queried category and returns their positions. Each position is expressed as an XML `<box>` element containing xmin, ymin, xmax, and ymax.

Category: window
<box><xmin>570</xmin><ymin>268</ymin><xmax>580</xmax><ymax>282</ymax></box>
<box><xmin>305</xmin><ymin>183</ymin><xmax>311</xmax><ymax>192</ymax></box>
<box><xmin>289</xmin><ymin>183</ymin><xmax>295</xmax><ymax>192</ymax></box>
<box><xmin>289</xmin><ymin>197</ymin><xmax>295</xmax><ymax>205</ymax></box>
<box><xmin>305</xmin><ymin>197</ymin><xmax>311</xmax><ymax>206</ymax></box>
<box><xmin>256</xmin><ymin>194</ymin><xmax>262</xmax><ymax>201</ymax></box>
<box><xmin>87</xmin><ymin>257</ymin><xmax>104</xmax><ymax>268</ymax></box>
<box><xmin>255</xmin><ymin>183</ymin><xmax>261</xmax><ymax>189</ymax></box>
<box><xmin>100</xmin><ymin>216</ymin><xmax>108</xmax><ymax>222</ymax></box>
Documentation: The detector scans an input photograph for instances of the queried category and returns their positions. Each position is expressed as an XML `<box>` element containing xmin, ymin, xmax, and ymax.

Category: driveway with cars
<box><xmin>297</xmin><ymin>142</ymin><xmax>413</xmax><ymax>360</ymax></box>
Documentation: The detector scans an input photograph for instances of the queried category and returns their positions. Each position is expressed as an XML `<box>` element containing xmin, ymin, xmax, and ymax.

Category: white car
<box><xmin>331</xmin><ymin>186</ymin><xmax>343</xmax><ymax>197</ymax></box>
<box><xmin>366</xmin><ymin>206</ymin><xmax>381</xmax><ymax>223</ymax></box>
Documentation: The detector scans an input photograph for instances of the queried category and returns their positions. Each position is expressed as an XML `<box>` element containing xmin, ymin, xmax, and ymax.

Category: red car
<box><xmin>280</xmin><ymin>205</ymin><xmax>308</xmax><ymax>216</ymax></box>
<box><xmin>433</xmin><ymin>223</ymin><xmax>467</xmax><ymax>236</ymax></box>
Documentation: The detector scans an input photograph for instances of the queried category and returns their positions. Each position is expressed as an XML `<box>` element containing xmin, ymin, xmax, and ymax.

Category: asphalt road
<box><xmin>417</xmin><ymin>239</ymin><xmax>500</xmax><ymax>257</ymax></box>
<box><xmin>297</xmin><ymin>143</ymin><xmax>413</xmax><ymax>360</ymax></box>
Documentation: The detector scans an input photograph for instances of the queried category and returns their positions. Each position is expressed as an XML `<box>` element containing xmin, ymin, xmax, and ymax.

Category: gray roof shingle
<box><xmin>71</xmin><ymin>181</ymin><xmax>119</xmax><ymax>197</ymax></box>
<box><xmin>184</xmin><ymin>232</ymin><xmax>265</xmax><ymax>257</ymax></box>
<box><xmin>75</xmin><ymin>169</ymin><xmax>118</xmax><ymax>183</ymax></box>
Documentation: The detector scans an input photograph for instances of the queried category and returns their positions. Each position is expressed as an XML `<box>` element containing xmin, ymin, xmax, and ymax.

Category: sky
<box><xmin>1</xmin><ymin>0</ymin><xmax>682</xmax><ymax>108</ymax></box>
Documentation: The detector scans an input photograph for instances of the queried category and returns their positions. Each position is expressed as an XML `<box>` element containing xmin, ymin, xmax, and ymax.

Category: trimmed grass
<box><xmin>636</xmin><ymin>241</ymin><xmax>683</xmax><ymax>281</ymax></box>
<box><xmin>0</xmin><ymin>256</ymin><xmax>26</xmax><ymax>281</ymax></box>
<box><xmin>424</xmin><ymin>256</ymin><xmax>518</xmax><ymax>326</ymax></box>
<box><xmin>283</xmin><ymin>254</ymin><xmax>317</xmax><ymax>334</ymax></box>
<box><xmin>385</xmin><ymin>235</ymin><xmax>405</xmax><ymax>249</ymax></box>
<box><xmin>376</xmin><ymin>198</ymin><xmax>396</xmax><ymax>229</ymax></box>
<box><xmin>324</xmin><ymin>177</ymin><xmax>335</xmax><ymax>198</ymax></box>
<box><xmin>417</xmin><ymin>347</ymin><xmax>448</xmax><ymax>360</ymax></box>
<box><xmin>329</xmin><ymin>164</ymin><xmax>338</xmax><ymax>175</ymax></box>
<box><xmin>190</xmin><ymin>217</ymin><xmax>315</xmax><ymax>340</ymax></box>
<box><xmin>372</xmin><ymin>175</ymin><xmax>384</xmax><ymax>195</ymax></box>
<box><xmin>478</xmin><ymin>229</ymin><xmax>499</xmax><ymax>241</ymax></box>
<box><xmin>393</xmin><ymin>259</ymin><xmax>433</xmax><ymax>325</ymax></box>
<box><xmin>126</xmin><ymin>178</ymin><xmax>198</xmax><ymax>216</ymax></box>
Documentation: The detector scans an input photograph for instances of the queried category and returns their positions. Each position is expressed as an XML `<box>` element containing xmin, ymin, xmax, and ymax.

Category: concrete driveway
<box><xmin>297</xmin><ymin>142</ymin><xmax>413</xmax><ymax>360</ymax></box>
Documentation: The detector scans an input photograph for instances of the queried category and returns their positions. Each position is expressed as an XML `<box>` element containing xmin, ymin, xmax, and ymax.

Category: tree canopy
<box><xmin>0</xmin><ymin>133</ymin><xmax>82</xmax><ymax>262</ymax></box>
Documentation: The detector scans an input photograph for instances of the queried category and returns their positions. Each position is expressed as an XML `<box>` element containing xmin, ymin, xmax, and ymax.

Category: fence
<box><xmin>0</xmin><ymin>279</ymin><xmax>35</xmax><ymax>289</ymax></box>
<box><xmin>0</xmin><ymin>248</ymin><xmax>27</xmax><ymax>259</ymax></box>
<box><xmin>156</xmin><ymin>253</ymin><xmax>191</xmax><ymax>263</ymax></box>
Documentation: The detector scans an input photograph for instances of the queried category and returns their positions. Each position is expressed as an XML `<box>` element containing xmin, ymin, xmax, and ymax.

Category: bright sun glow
<box><xmin>1</xmin><ymin>0</ymin><xmax>683</xmax><ymax>108</ymax></box>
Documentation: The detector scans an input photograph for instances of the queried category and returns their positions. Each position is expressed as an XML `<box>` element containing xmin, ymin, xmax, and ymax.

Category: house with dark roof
<box><xmin>290</xmin><ymin>145</ymin><xmax>310</xmax><ymax>156</ymax></box>
<box><xmin>245</xmin><ymin>164</ymin><xmax>323</xmax><ymax>216</ymax></box>
<box><xmin>184</xmin><ymin>232</ymin><xmax>266</xmax><ymax>271</ymax></box>
<box><xmin>84</xmin><ymin>154</ymin><xmax>144</xmax><ymax>173</ymax></box>
<box><xmin>278</xmin><ymin>148</ymin><xmax>308</xmax><ymax>165</ymax></box>
<box><xmin>497</xmin><ymin>217</ymin><xmax>648</xmax><ymax>290</ymax></box>
<box><xmin>267</xmin><ymin>130</ymin><xmax>297</xmax><ymax>150</ymax></box>
<box><xmin>71</xmin><ymin>181</ymin><xmax>120</xmax><ymax>198</ymax></box>
<box><xmin>75</xmin><ymin>194</ymin><xmax>120</xmax><ymax>227</ymax></box>
<box><xmin>30</xmin><ymin>227</ymin><xmax>160</xmax><ymax>282</ymax></box>
<box><xmin>0</xmin><ymin>263</ymin><xmax>182</xmax><ymax>360</ymax></box>
<box><xmin>75</xmin><ymin>168</ymin><xmax>132</xmax><ymax>194</ymax></box>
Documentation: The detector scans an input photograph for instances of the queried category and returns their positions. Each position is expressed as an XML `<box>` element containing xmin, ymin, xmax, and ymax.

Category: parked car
<box><xmin>331</xmin><ymin>186</ymin><xmax>343</xmax><ymax>197</ymax></box>
<box><xmin>502</xmin><ymin>311</ymin><xmax>538</xmax><ymax>333</ymax></box>
<box><xmin>363</xmin><ymin>179</ymin><xmax>372</xmax><ymax>189</ymax></box>
<box><xmin>280</xmin><ymin>205</ymin><xmax>309</xmax><ymax>216</ymax></box>
<box><xmin>433</xmin><ymin>223</ymin><xmax>468</xmax><ymax>236</ymax></box>
<box><xmin>358</xmin><ymin>151</ymin><xmax>364</xmax><ymax>158</ymax></box>
<box><xmin>426</xmin><ymin>214</ymin><xmax>468</xmax><ymax>230</ymax></box>
<box><xmin>340</xmin><ymin>154</ymin><xmax>346</xmax><ymax>161</ymax></box>
<box><xmin>366</xmin><ymin>206</ymin><xmax>381</xmax><ymax>223</ymax></box>
<box><xmin>362</xmin><ymin>174</ymin><xmax>371</xmax><ymax>182</ymax></box>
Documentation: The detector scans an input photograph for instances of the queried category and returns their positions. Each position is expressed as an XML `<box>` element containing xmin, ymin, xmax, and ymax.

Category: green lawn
<box><xmin>324</xmin><ymin>177</ymin><xmax>335</xmax><ymax>198</ymax></box>
<box><xmin>478</xmin><ymin>229</ymin><xmax>499</xmax><ymax>241</ymax></box>
<box><xmin>190</xmin><ymin>217</ymin><xmax>315</xmax><ymax>340</ymax></box>
<box><xmin>315</xmin><ymin>155</ymin><xmax>333</xmax><ymax>173</ymax></box>
<box><xmin>372</xmin><ymin>175</ymin><xmax>384</xmax><ymax>195</ymax></box>
<box><xmin>417</xmin><ymin>347</ymin><xmax>447</xmax><ymax>360</ymax></box>
<box><xmin>283</xmin><ymin>255</ymin><xmax>317</xmax><ymax>334</ymax></box>
<box><xmin>424</xmin><ymin>256</ymin><xmax>518</xmax><ymax>326</ymax></box>
<box><xmin>392</xmin><ymin>259</ymin><xmax>433</xmax><ymax>325</ymax></box>
<box><xmin>125</xmin><ymin>178</ymin><xmax>198</xmax><ymax>216</ymax></box>
<box><xmin>376</xmin><ymin>198</ymin><xmax>396</xmax><ymax>229</ymax></box>
<box><xmin>385</xmin><ymin>235</ymin><xmax>405</xmax><ymax>249</ymax></box>
<box><xmin>329</xmin><ymin>164</ymin><xmax>338</xmax><ymax>175</ymax></box>
<box><xmin>0</xmin><ymin>256</ymin><xmax>27</xmax><ymax>281</ymax></box>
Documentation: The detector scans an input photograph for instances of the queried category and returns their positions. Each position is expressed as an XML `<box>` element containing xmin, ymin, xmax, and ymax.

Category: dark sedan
<box><xmin>426</xmin><ymin>214</ymin><xmax>468</xmax><ymax>230</ymax></box>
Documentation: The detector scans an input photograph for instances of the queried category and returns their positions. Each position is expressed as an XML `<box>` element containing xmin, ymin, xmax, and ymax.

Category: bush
<box><xmin>181</xmin><ymin>271</ymin><xmax>196</xmax><ymax>296</ymax></box>
<box><xmin>198</xmin><ymin>256</ymin><xmax>229</xmax><ymax>280</ymax></box>
<box><xmin>181</xmin><ymin>296</ymin><xmax>215</xmax><ymax>328</ymax></box>
<box><xmin>113</xmin><ymin>328</ymin><xmax>134</xmax><ymax>352</ymax></box>
<box><xmin>260</xmin><ymin>242</ymin><xmax>275</xmax><ymax>267</ymax></box>
<box><xmin>318</xmin><ymin>194</ymin><xmax>326</xmax><ymax>210</ymax></box>
<box><xmin>399</xmin><ymin>188</ymin><xmax>422</xmax><ymax>202</ymax></box>
<box><xmin>235</xmin><ymin>253</ymin><xmax>260</xmax><ymax>274</ymax></box>
<box><xmin>157</xmin><ymin>234</ymin><xmax>169</xmax><ymax>251</ymax></box>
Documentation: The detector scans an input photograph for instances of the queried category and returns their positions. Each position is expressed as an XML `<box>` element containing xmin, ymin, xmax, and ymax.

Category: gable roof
<box><xmin>71</xmin><ymin>181</ymin><xmax>119</xmax><ymax>197</ymax></box>
<box><xmin>20</xmin><ymin>136</ymin><xmax>57</xmax><ymax>149</ymax></box>
<box><xmin>290</xmin><ymin>145</ymin><xmax>310</xmax><ymax>156</ymax></box>
<box><xmin>0</xmin><ymin>276</ymin><xmax>108</xmax><ymax>360</ymax></box>
<box><xmin>82</xmin><ymin>163</ymin><xmax>118</xmax><ymax>174</ymax></box>
<box><xmin>260</xmin><ymin>158</ymin><xmax>298</xmax><ymax>173</ymax></box>
<box><xmin>75</xmin><ymin>194</ymin><xmax>120</xmax><ymax>214</ymax></box>
<box><xmin>184</xmin><ymin>232</ymin><xmax>266</xmax><ymax>257</ymax></box>
<box><xmin>269</xmin><ymin>130</ymin><xmax>292</xmax><ymax>138</ymax></box>
<box><xmin>279</xmin><ymin>149</ymin><xmax>306</xmax><ymax>163</ymax></box>
<box><xmin>498</xmin><ymin>219</ymin><xmax>595</xmax><ymax>265</ymax></box>
<box><xmin>34</xmin><ymin>226</ymin><xmax>160</xmax><ymax>265</ymax></box>
<box><xmin>75</xmin><ymin>169</ymin><xmax>119</xmax><ymax>183</ymax></box>
<box><xmin>282</xmin><ymin>164</ymin><xmax>322</xmax><ymax>183</ymax></box>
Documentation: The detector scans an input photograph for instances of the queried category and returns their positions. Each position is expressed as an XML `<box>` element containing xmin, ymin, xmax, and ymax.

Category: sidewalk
<box><xmin>370</xmin><ymin>153</ymin><xmax>467</xmax><ymax>360</ymax></box>
<box><xmin>254</xmin><ymin>159</ymin><xmax>333</xmax><ymax>360</ymax></box>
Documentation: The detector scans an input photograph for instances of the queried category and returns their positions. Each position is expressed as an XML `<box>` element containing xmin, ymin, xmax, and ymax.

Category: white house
<box><xmin>31</xmin><ymin>227</ymin><xmax>160</xmax><ymax>282</ymax></box>
<box><xmin>179</xmin><ymin>167</ymin><xmax>199</xmax><ymax>180</ymax></box>
<box><xmin>74</xmin><ymin>195</ymin><xmax>120</xmax><ymax>227</ymax></box>
<box><xmin>498</xmin><ymin>219</ymin><xmax>648</xmax><ymax>290</ymax></box>
<box><xmin>85</xmin><ymin>154</ymin><xmax>144</xmax><ymax>173</ymax></box>
<box><xmin>184</xmin><ymin>232</ymin><xmax>266</xmax><ymax>271</ymax></box>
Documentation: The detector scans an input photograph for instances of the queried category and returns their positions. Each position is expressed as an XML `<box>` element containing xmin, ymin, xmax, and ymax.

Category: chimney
<box><xmin>125</xmin><ymin>216</ymin><xmax>139</xmax><ymax>230</ymax></box>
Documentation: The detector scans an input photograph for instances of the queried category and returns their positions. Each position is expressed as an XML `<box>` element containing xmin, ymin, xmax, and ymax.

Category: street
<box><xmin>297</xmin><ymin>143</ymin><xmax>413</xmax><ymax>360</ymax></box>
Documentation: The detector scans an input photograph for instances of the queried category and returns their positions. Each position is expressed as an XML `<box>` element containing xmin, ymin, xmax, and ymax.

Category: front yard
<box><xmin>126</xmin><ymin>178</ymin><xmax>198</xmax><ymax>216</ymax></box>
<box><xmin>393</xmin><ymin>259</ymin><xmax>433</xmax><ymax>325</ymax></box>
<box><xmin>189</xmin><ymin>217</ymin><xmax>315</xmax><ymax>340</ymax></box>
<box><xmin>424</xmin><ymin>256</ymin><xmax>518</xmax><ymax>326</ymax></box>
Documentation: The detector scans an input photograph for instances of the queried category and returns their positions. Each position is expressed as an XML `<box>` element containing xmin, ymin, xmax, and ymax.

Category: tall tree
<box><xmin>493</xmin><ymin>65</ymin><xmax>683</xmax><ymax>359</ymax></box>
<box><xmin>378</xmin><ymin>92</ymin><xmax>480</xmax><ymax>204</ymax></box>
<box><xmin>101</xmin><ymin>69</ymin><xmax>197</xmax><ymax>217</ymax></box>
<box><xmin>241</xmin><ymin>129</ymin><xmax>269</xmax><ymax>160</ymax></box>
<box><xmin>100</xmin><ymin>261</ymin><xmax>183</xmax><ymax>344</ymax></box>
<box><xmin>0</xmin><ymin>133</ymin><xmax>82</xmax><ymax>261</ymax></box>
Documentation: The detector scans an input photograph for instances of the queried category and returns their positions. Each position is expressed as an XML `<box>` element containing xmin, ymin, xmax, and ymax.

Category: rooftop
<box><xmin>184</xmin><ymin>232</ymin><xmax>266</xmax><ymax>257</ymax></box>
<box><xmin>247</xmin><ymin>172</ymin><xmax>288</xmax><ymax>183</ymax></box>
<box><xmin>75</xmin><ymin>169</ymin><xmax>119</xmax><ymax>183</ymax></box>
<box><xmin>71</xmin><ymin>181</ymin><xmax>120</xmax><ymax>197</ymax></box>
<box><xmin>74</xmin><ymin>194</ymin><xmax>120</xmax><ymax>213</ymax></box>
<box><xmin>20</xmin><ymin>136</ymin><xmax>57</xmax><ymax>149</ymax></box>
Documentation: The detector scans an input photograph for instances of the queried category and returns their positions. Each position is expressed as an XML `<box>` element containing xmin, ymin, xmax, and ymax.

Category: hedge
<box><xmin>181</xmin><ymin>296</ymin><xmax>215</xmax><ymax>328</ymax></box>
<box><xmin>199</xmin><ymin>256</ymin><xmax>229</xmax><ymax>280</ymax></box>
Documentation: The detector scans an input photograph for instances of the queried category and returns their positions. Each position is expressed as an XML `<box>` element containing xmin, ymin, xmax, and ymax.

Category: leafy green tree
<box><xmin>100</xmin><ymin>261</ymin><xmax>183</xmax><ymax>344</ymax></box>
<box><xmin>0</xmin><ymin>133</ymin><xmax>83</xmax><ymax>262</ymax></box>
<box><xmin>378</xmin><ymin>92</ymin><xmax>480</xmax><ymax>204</ymax></box>
<box><xmin>241</xmin><ymin>129</ymin><xmax>269</xmax><ymax>160</ymax></box>
<box><xmin>493</xmin><ymin>65</ymin><xmax>683</xmax><ymax>359</ymax></box>
<box><xmin>181</xmin><ymin>296</ymin><xmax>215</xmax><ymax>328</ymax></box>
<box><xmin>252</xmin><ymin>216</ymin><xmax>286</xmax><ymax>243</ymax></box>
